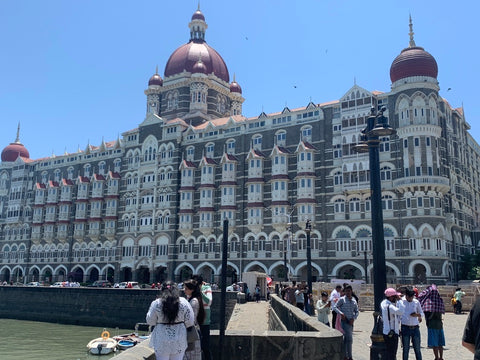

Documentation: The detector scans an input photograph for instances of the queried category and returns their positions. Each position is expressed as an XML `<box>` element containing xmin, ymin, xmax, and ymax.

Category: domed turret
<box><xmin>230</xmin><ymin>74</ymin><xmax>242</xmax><ymax>94</ymax></box>
<box><xmin>148</xmin><ymin>66</ymin><xmax>163</xmax><ymax>86</ymax></box>
<box><xmin>164</xmin><ymin>5</ymin><xmax>230</xmax><ymax>82</ymax></box>
<box><xmin>390</xmin><ymin>16</ymin><xmax>438</xmax><ymax>83</ymax></box>
<box><xmin>1</xmin><ymin>124</ymin><xmax>30</xmax><ymax>162</ymax></box>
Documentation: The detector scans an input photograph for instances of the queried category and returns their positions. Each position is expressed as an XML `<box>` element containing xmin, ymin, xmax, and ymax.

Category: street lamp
<box><xmin>305</xmin><ymin>219</ymin><xmax>312</xmax><ymax>294</ymax></box>
<box><xmin>285</xmin><ymin>223</ymin><xmax>292</xmax><ymax>282</ymax></box>
<box><xmin>354</xmin><ymin>106</ymin><xmax>395</xmax><ymax>359</ymax></box>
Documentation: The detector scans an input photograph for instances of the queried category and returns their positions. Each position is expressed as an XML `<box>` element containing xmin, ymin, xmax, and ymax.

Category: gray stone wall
<box><xmin>0</xmin><ymin>287</ymin><xmax>236</xmax><ymax>329</ymax></box>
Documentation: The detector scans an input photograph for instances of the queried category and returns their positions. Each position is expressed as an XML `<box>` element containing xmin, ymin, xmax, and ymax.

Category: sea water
<box><xmin>0</xmin><ymin>318</ymin><xmax>134</xmax><ymax>360</ymax></box>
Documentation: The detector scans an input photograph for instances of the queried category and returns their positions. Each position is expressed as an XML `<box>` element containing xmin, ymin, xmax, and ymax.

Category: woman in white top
<box><xmin>146</xmin><ymin>281</ymin><xmax>195</xmax><ymax>360</ymax></box>
<box><xmin>183</xmin><ymin>279</ymin><xmax>205</xmax><ymax>360</ymax></box>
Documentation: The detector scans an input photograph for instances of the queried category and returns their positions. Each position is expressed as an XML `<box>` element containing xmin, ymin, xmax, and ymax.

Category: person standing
<box><xmin>400</xmin><ymin>288</ymin><xmax>424</xmax><ymax>360</ymax></box>
<box><xmin>286</xmin><ymin>281</ymin><xmax>297</xmax><ymax>306</ymax></box>
<box><xmin>295</xmin><ymin>285</ymin><xmax>305</xmax><ymax>310</ymax></box>
<box><xmin>183</xmin><ymin>280</ymin><xmax>205</xmax><ymax>360</ymax></box>
<box><xmin>255</xmin><ymin>284</ymin><xmax>261</xmax><ymax>302</ymax></box>
<box><xmin>381</xmin><ymin>288</ymin><xmax>404</xmax><ymax>360</ymax></box>
<box><xmin>454</xmin><ymin>287</ymin><xmax>466</xmax><ymax>314</ymax></box>
<box><xmin>330</xmin><ymin>285</ymin><xmax>342</xmax><ymax>329</ymax></box>
<box><xmin>192</xmin><ymin>275</ymin><xmax>212</xmax><ymax>360</ymax></box>
<box><xmin>146</xmin><ymin>281</ymin><xmax>195</xmax><ymax>360</ymax></box>
<box><xmin>418</xmin><ymin>284</ymin><xmax>445</xmax><ymax>360</ymax></box>
<box><xmin>316</xmin><ymin>292</ymin><xmax>331</xmax><ymax>326</ymax></box>
<box><xmin>462</xmin><ymin>297</ymin><xmax>480</xmax><ymax>359</ymax></box>
<box><xmin>334</xmin><ymin>285</ymin><xmax>359</xmax><ymax>360</ymax></box>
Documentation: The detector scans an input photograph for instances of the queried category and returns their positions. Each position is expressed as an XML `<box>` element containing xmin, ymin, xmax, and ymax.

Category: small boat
<box><xmin>87</xmin><ymin>329</ymin><xmax>118</xmax><ymax>355</ymax></box>
<box><xmin>117</xmin><ymin>338</ymin><xmax>136</xmax><ymax>350</ymax></box>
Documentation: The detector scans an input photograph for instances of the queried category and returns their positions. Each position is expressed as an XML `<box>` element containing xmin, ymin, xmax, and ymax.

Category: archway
<box><xmin>414</xmin><ymin>264</ymin><xmax>427</xmax><ymax>284</ymax></box>
<box><xmin>154</xmin><ymin>266</ymin><xmax>168</xmax><ymax>283</ymax></box>
<box><xmin>179</xmin><ymin>266</ymin><xmax>193</xmax><ymax>282</ymax></box>
<box><xmin>297</xmin><ymin>265</ymin><xmax>320</xmax><ymax>283</ymax></box>
<box><xmin>272</xmin><ymin>264</ymin><xmax>286</xmax><ymax>281</ymax></box>
<box><xmin>12</xmin><ymin>268</ymin><xmax>23</xmax><ymax>283</ymax></box>
<box><xmin>226</xmin><ymin>265</ymin><xmax>237</xmax><ymax>285</ymax></box>
<box><xmin>57</xmin><ymin>269</ymin><xmax>66</xmax><ymax>282</ymax></box>
<box><xmin>137</xmin><ymin>266</ymin><xmax>150</xmax><ymax>284</ymax></box>
<box><xmin>386</xmin><ymin>267</ymin><xmax>397</xmax><ymax>284</ymax></box>
<box><xmin>197</xmin><ymin>266</ymin><xmax>215</xmax><ymax>284</ymax></box>
<box><xmin>121</xmin><ymin>267</ymin><xmax>133</xmax><ymax>282</ymax></box>
<box><xmin>338</xmin><ymin>264</ymin><xmax>362</xmax><ymax>280</ymax></box>
<box><xmin>68</xmin><ymin>268</ymin><xmax>84</xmax><ymax>283</ymax></box>
<box><xmin>106</xmin><ymin>268</ymin><xmax>114</xmax><ymax>283</ymax></box>
<box><xmin>43</xmin><ymin>269</ymin><xmax>53</xmax><ymax>284</ymax></box>
<box><xmin>31</xmin><ymin>268</ymin><xmax>40</xmax><ymax>282</ymax></box>
<box><xmin>88</xmin><ymin>268</ymin><xmax>99</xmax><ymax>283</ymax></box>
<box><xmin>1</xmin><ymin>268</ymin><xmax>11</xmax><ymax>282</ymax></box>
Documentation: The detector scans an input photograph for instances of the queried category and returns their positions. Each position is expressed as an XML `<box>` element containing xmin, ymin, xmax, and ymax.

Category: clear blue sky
<box><xmin>0</xmin><ymin>0</ymin><xmax>477</xmax><ymax>160</ymax></box>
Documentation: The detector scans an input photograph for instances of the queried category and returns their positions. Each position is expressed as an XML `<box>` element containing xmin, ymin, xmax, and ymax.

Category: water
<box><xmin>0</xmin><ymin>319</ymin><xmax>136</xmax><ymax>360</ymax></box>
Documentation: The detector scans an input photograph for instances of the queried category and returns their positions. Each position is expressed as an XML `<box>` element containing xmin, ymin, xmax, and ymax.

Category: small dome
<box><xmin>230</xmin><ymin>80</ymin><xmax>242</xmax><ymax>94</ymax></box>
<box><xmin>192</xmin><ymin>58</ymin><xmax>207</xmax><ymax>74</ymax></box>
<box><xmin>390</xmin><ymin>46</ymin><xmax>438</xmax><ymax>83</ymax></box>
<box><xmin>192</xmin><ymin>9</ymin><xmax>205</xmax><ymax>21</ymax></box>
<box><xmin>148</xmin><ymin>72</ymin><xmax>163</xmax><ymax>86</ymax></box>
<box><xmin>1</xmin><ymin>142</ymin><xmax>30</xmax><ymax>162</ymax></box>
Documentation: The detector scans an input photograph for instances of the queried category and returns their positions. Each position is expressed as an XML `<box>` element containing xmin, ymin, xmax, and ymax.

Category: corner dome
<box><xmin>230</xmin><ymin>77</ymin><xmax>242</xmax><ymax>94</ymax></box>
<box><xmin>192</xmin><ymin>58</ymin><xmax>208</xmax><ymax>74</ymax></box>
<box><xmin>148</xmin><ymin>71</ymin><xmax>163</xmax><ymax>86</ymax></box>
<box><xmin>390</xmin><ymin>46</ymin><xmax>438</xmax><ymax>83</ymax></box>
<box><xmin>2</xmin><ymin>125</ymin><xmax>30</xmax><ymax>162</ymax></box>
<box><xmin>390</xmin><ymin>16</ymin><xmax>438</xmax><ymax>83</ymax></box>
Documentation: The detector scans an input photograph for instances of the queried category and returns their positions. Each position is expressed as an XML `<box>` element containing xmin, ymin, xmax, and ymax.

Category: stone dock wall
<box><xmin>0</xmin><ymin>286</ymin><xmax>237</xmax><ymax>329</ymax></box>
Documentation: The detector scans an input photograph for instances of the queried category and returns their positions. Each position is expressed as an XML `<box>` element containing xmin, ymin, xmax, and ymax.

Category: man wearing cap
<box><xmin>400</xmin><ymin>288</ymin><xmax>424</xmax><ymax>360</ymax></box>
<box><xmin>381</xmin><ymin>287</ymin><xmax>405</xmax><ymax>360</ymax></box>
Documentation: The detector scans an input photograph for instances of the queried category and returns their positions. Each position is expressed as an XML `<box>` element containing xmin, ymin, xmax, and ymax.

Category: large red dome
<box><xmin>1</xmin><ymin>142</ymin><xmax>30</xmax><ymax>162</ymax></box>
<box><xmin>164</xmin><ymin>41</ymin><xmax>229</xmax><ymax>82</ymax></box>
<box><xmin>390</xmin><ymin>46</ymin><xmax>438</xmax><ymax>83</ymax></box>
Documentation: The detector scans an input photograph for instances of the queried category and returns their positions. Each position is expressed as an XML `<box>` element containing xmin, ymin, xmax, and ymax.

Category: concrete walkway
<box><xmin>226</xmin><ymin>300</ymin><xmax>270</xmax><ymax>332</ymax></box>
<box><xmin>227</xmin><ymin>301</ymin><xmax>474</xmax><ymax>360</ymax></box>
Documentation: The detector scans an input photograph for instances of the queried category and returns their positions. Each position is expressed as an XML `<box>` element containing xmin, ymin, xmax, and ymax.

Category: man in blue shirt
<box><xmin>334</xmin><ymin>285</ymin><xmax>358</xmax><ymax>360</ymax></box>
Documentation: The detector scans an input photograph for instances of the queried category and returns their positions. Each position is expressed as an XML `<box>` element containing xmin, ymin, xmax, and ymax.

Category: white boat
<box><xmin>87</xmin><ymin>330</ymin><xmax>117</xmax><ymax>355</ymax></box>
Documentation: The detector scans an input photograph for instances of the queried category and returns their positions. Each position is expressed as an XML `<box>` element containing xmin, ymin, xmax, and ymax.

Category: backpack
<box><xmin>451</xmin><ymin>297</ymin><xmax>456</xmax><ymax>305</ymax></box>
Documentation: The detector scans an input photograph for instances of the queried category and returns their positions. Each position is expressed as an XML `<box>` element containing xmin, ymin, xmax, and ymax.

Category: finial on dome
<box><xmin>233</xmin><ymin>73</ymin><xmax>236</xmax><ymax>82</ymax></box>
<box><xmin>197</xmin><ymin>1</ymin><xmax>200</xmax><ymax>11</ymax></box>
<box><xmin>15</xmin><ymin>123</ymin><xmax>20</xmax><ymax>143</ymax></box>
<box><xmin>155</xmin><ymin>65</ymin><xmax>158</xmax><ymax>74</ymax></box>
<box><xmin>409</xmin><ymin>14</ymin><xmax>416</xmax><ymax>47</ymax></box>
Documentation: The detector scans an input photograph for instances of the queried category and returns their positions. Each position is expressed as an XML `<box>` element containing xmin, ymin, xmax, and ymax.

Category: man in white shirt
<box><xmin>329</xmin><ymin>285</ymin><xmax>342</xmax><ymax>328</ymax></box>
<box><xmin>381</xmin><ymin>287</ymin><xmax>405</xmax><ymax>360</ymax></box>
<box><xmin>400</xmin><ymin>288</ymin><xmax>424</xmax><ymax>360</ymax></box>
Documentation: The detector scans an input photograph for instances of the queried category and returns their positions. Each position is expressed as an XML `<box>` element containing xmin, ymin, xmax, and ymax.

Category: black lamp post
<box><xmin>305</xmin><ymin>219</ymin><xmax>312</xmax><ymax>294</ymax></box>
<box><xmin>284</xmin><ymin>223</ymin><xmax>291</xmax><ymax>282</ymax></box>
<box><xmin>354</xmin><ymin>106</ymin><xmax>395</xmax><ymax>359</ymax></box>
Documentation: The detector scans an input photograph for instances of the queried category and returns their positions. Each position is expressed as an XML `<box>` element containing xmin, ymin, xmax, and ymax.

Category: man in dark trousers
<box><xmin>463</xmin><ymin>297</ymin><xmax>480</xmax><ymax>360</ymax></box>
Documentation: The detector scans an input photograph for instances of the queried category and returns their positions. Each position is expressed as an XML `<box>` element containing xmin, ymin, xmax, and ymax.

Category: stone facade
<box><xmin>0</xmin><ymin>9</ymin><xmax>478</xmax><ymax>286</ymax></box>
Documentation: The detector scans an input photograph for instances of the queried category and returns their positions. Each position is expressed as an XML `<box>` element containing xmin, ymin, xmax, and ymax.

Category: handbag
<box><xmin>186</xmin><ymin>326</ymin><xmax>200</xmax><ymax>344</ymax></box>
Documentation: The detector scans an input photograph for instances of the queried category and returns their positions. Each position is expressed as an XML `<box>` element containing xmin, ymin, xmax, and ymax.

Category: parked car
<box><xmin>89</xmin><ymin>280</ymin><xmax>112</xmax><ymax>288</ymax></box>
<box><xmin>26</xmin><ymin>281</ymin><xmax>41</xmax><ymax>287</ymax></box>
<box><xmin>50</xmin><ymin>282</ymin><xmax>65</xmax><ymax>287</ymax></box>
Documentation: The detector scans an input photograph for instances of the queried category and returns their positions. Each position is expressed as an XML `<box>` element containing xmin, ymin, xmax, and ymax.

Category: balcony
<box><xmin>393</xmin><ymin>176</ymin><xmax>450</xmax><ymax>193</ymax></box>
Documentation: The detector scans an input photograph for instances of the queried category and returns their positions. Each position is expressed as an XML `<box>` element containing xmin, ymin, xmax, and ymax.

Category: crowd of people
<box><xmin>279</xmin><ymin>281</ymin><xmax>480</xmax><ymax>360</ymax></box>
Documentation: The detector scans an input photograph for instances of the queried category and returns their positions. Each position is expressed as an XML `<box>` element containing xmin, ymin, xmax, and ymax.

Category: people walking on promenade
<box><xmin>316</xmin><ymin>291</ymin><xmax>331</xmax><ymax>326</ymax></box>
<box><xmin>286</xmin><ymin>281</ymin><xmax>296</xmax><ymax>306</ymax></box>
<box><xmin>454</xmin><ymin>287</ymin><xmax>466</xmax><ymax>314</ymax></box>
<box><xmin>400</xmin><ymin>287</ymin><xmax>424</xmax><ymax>360</ymax></box>
<box><xmin>334</xmin><ymin>284</ymin><xmax>359</xmax><ymax>360</ymax></box>
<box><xmin>330</xmin><ymin>285</ymin><xmax>343</xmax><ymax>329</ymax></box>
<box><xmin>462</xmin><ymin>297</ymin><xmax>480</xmax><ymax>359</ymax></box>
<box><xmin>418</xmin><ymin>284</ymin><xmax>445</xmax><ymax>360</ymax></box>
<box><xmin>192</xmin><ymin>275</ymin><xmax>213</xmax><ymax>360</ymax></box>
<box><xmin>295</xmin><ymin>285</ymin><xmax>305</xmax><ymax>311</ymax></box>
<box><xmin>381</xmin><ymin>288</ymin><xmax>404</xmax><ymax>360</ymax></box>
<box><xmin>146</xmin><ymin>281</ymin><xmax>195</xmax><ymax>360</ymax></box>
<box><xmin>183</xmin><ymin>279</ymin><xmax>205</xmax><ymax>360</ymax></box>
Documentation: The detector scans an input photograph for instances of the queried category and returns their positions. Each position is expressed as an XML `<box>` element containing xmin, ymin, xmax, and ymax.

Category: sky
<box><xmin>0</xmin><ymin>0</ymin><xmax>478</xmax><ymax>160</ymax></box>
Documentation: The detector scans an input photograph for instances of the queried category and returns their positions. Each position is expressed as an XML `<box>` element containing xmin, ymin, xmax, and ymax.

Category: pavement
<box><xmin>227</xmin><ymin>301</ymin><xmax>474</xmax><ymax>360</ymax></box>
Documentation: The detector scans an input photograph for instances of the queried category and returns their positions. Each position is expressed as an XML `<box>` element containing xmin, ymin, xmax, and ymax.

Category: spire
<box><xmin>15</xmin><ymin>123</ymin><xmax>20</xmax><ymax>143</ymax></box>
<box><xmin>409</xmin><ymin>14</ymin><xmax>416</xmax><ymax>47</ymax></box>
<box><xmin>155</xmin><ymin>65</ymin><xmax>158</xmax><ymax>74</ymax></box>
